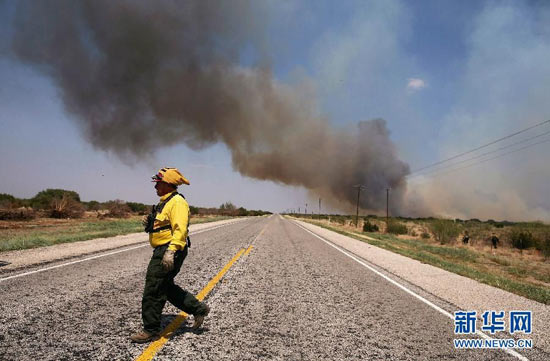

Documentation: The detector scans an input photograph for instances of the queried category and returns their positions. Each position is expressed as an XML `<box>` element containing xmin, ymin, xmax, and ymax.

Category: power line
<box><xmin>410</xmin><ymin>119</ymin><xmax>550</xmax><ymax>174</ymax></box>
<box><xmin>409</xmin><ymin>130</ymin><xmax>550</xmax><ymax>178</ymax></box>
<box><xmin>411</xmin><ymin>137</ymin><xmax>550</xmax><ymax>180</ymax></box>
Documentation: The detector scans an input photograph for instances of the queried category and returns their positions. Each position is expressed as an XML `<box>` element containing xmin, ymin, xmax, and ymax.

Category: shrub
<box><xmin>540</xmin><ymin>235</ymin><xmax>550</xmax><ymax>260</ymax></box>
<box><xmin>429</xmin><ymin>219</ymin><xmax>461</xmax><ymax>244</ymax></box>
<box><xmin>0</xmin><ymin>193</ymin><xmax>17</xmax><ymax>204</ymax></box>
<box><xmin>49</xmin><ymin>195</ymin><xmax>85</xmax><ymax>218</ymax></box>
<box><xmin>363</xmin><ymin>220</ymin><xmax>379</xmax><ymax>232</ymax></box>
<box><xmin>335</xmin><ymin>217</ymin><xmax>347</xmax><ymax>225</ymax></box>
<box><xmin>84</xmin><ymin>200</ymin><xmax>102</xmax><ymax>211</ymax></box>
<box><xmin>237</xmin><ymin>207</ymin><xmax>248</xmax><ymax>216</ymax></box>
<box><xmin>32</xmin><ymin>189</ymin><xmax>81</xmax><ymax>210</ymax></box>
<box><xmin>410</xmin><ymin>230</ymin><xmax>417</xmax><ymax>237</ymax></box>
<box><xmin>219</xmin><ymin>201</ymin><xmax>237</xmax><ymax>215</ymax></box>
<box><xmin>421</xmin><ymin>232</ymin><xmax>431</xmax><ymax>239</ymax></box>
<box><xmin>250</xmin><ymin>210</ymin><xmax>272</xmax><ymax>216</ymax></box>
<box><xmin>507</xmin><ymin>230</ymin><xmax>537</xmax><ymax>250</ymax></box>
<box><xmin>0</xmin><ymin>193</ymin><xmax>25</xmax><ymax>208</ymax></box>
<box><xmin>104</xmin><ymin>200</ymin><xmax>131</xmax><ymax>218</ymax></box>
<box><xmin>189</xmin><ymin>205</ymin><xmax>199</xmax><ymax>215</ymax></box>
<box><xmin>219</xmin><ymin>202</ymin><xmax>236</xmax><ymax>211</ymax></box>
<box><xmin>0</xmin><ymin>208</ymin><xmax>36</xmax><ymax>221</ymax></box>
<box><xmin>386</xmin><ymin>220</ymin><xmax>408</xmax><ymax>235</ymax></box>
<box><xmin>126</xmin><ymin>202</ymin><xmax>149</xmax><ymax>214</ymax></box>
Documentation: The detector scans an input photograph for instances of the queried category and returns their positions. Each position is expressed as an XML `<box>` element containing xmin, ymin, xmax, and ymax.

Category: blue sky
<box><xmin>1</xmin><ymin>0</ymin><xmax>549</xmax><ymax>220</ymax></box>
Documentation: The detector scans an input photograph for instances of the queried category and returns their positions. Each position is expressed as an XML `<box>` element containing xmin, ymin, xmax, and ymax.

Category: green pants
<box><xmin>142</xmin><ymin>244</ymin><xmax>207</xmax><ymax>334</ymax></box>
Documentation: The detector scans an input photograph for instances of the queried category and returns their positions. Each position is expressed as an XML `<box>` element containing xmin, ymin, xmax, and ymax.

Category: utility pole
<box><xmin>353</xmin><ymin>185</ymin><xmax>366</xmax><ymax>227</ymax></box>
<box><xmin>305</xmin><ymin>203</ymin><xmax>308</xmax><ymax>215</ymax></box>
<box><xmin>386</xmin><ymin>188</ymin><xmax>390</xmax><ymax>223</ymax></box>
<box><xmin>298</xmin><ymin>207</ymin><xmax>300</xmax><ymax>214</ymax></box>
<box><xmin>319</xmin><ymin>198</ymin><xmax>321</xmax><ymax>216</ymax></box>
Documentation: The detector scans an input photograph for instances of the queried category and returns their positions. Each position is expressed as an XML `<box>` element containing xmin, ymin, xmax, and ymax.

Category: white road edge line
<box><xmin>0</xmin><ymin>218</ymin><xmax>249</xmax><ymax>283</ymax></box>
<box><xmin>292</xmin><ymin>220</ymin><xmax>529</xmax><ymax>361</ymax></box>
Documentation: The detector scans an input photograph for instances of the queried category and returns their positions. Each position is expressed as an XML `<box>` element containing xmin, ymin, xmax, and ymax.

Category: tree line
<box><xmin>0</xmin><ymin>189</ymin><xmax>270</xmax><ymax>220</ymax></box>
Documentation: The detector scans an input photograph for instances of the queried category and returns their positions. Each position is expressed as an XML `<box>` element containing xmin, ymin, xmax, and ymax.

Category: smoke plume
<box><xmin>10</xmin><ymin>0</ymin><xmax>409</xmax><ymax>212</ymax></box>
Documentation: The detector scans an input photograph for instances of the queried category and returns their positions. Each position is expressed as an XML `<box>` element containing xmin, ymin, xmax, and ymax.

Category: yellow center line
<box><xmin>243</xmin><ymin>221</ymin><xmax>270</xmax><ymax>255</ymax></box>
<box><xmin>136</xmin><ymin>248</ymin><xmax>246</xmax><ymax>361</ymax></box>
<box><xmin>252</xmin><ymin>222</ymin><xmax>268</xmax><ymax>243</ymax></box>
<box><xmin>243</xmin><ymin>222</ymin><xmax>268</xmax><ymax>255</ymax></box>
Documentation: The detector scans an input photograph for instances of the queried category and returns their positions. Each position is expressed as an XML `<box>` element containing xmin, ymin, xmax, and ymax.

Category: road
<box><xmin>0</xmin><ymin>215</ymin><xmax>543</xmax><ymax>360</ymax></box>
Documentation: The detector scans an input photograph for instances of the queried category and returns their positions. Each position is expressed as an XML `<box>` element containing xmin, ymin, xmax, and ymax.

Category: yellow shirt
<box><xmin>149</xmin><ymin>191</ymin><xmax>189</xmax><ymax>251</ymax></box>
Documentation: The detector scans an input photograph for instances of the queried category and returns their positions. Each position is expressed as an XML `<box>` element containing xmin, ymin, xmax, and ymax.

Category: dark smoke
<box><xmin>10</xmin><ymin>0</ymin><xmax>409</xmax><ymax>212</ymax></box>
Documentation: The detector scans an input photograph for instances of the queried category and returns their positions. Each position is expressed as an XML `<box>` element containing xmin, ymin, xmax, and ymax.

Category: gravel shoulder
<box><xmin>294</xmin><ymin>218</ymin><xmax>550</xmax><ymax>357</ymax></box>
<box><xmin>0</xmin><ymin>217</ymin><xmax>249</xmax><ymax>274</ymax></box>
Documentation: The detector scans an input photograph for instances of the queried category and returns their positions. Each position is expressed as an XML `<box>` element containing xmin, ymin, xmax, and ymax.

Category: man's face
<box><xmin>154</xmin><ymin>181</ymin><xmax>173</xmax><ymax>197</ymax></box>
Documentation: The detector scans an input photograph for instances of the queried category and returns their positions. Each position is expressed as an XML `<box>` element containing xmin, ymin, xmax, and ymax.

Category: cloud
<box><xmin>406</xmin><ymin>78</ymin><xmax>426</xmax><ymax>90</ymax></box>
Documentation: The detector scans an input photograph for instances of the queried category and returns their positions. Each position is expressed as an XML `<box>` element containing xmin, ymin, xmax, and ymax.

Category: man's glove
<box><xmin>161</xmin><ymin>249</ymin><xmax>175</xmax><ymax>272</ymax></box>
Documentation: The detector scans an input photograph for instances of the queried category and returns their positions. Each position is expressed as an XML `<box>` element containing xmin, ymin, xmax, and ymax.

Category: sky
<box><xmin>1</xmin><ymin>0</ymin><xmax>549</xmax><ymax>221</ymax></box>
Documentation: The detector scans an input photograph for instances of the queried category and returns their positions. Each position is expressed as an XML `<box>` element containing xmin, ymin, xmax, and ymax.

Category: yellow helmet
<box><xmin>151</xmin><ymin>167</ymin><xmax>190</xmax><ymax>186</ymax></box>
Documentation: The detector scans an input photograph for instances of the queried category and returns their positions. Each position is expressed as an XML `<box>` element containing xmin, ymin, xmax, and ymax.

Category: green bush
<box><xmin>386</xmin><ymin>220</ymin><xmax>408</xmax><ymax>235</ymax></box>
<box><xmin>126</xmin><ymin>202</ymin><xmax>149</xmax><ymax>214</ymax></box>
<box><xmin>363</xmin><ymin>220</ymin><xmax>379</xmax><ymax>232</ymax></box>
<box><xmin>0</xmin><ymin>193</ymin><xmax>17</xmax><ymax>203</ymax></box>
<box><xmin>429</xmin><ymin>219</ymin><xmax>461</xmax><ymax>244</ymax></box>
<box><xmin>84</xmin><ymin>200</ymin><xmax>101</xmax><ymax>211</ymax></box>
<box><xmin>421</xmin><ymin>232</ymin><xmax>431</xmax><ymax>239</ymax></box>
<box><xmin>189</xmin><ymin>205</ymin><xmax>199</xmax><ymax>215</ymax></box>
<box><xmin>31</xmin><ymin>189</ymin><xmax>80</xmax><ymax>210</ymax></box>
<box><xmin>0</xmin><ymin>193</ymin><xmax>25</xmax><ymax>208</ymax></box>
<box><xmin>508</xmin><ymin>230</ymin><xmax>537</xmax><ymax>250</ymax></box>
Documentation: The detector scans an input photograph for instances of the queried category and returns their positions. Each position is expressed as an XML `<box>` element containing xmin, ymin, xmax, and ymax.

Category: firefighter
<box><xmin>130</xmin><ymin>167</ymin><xmax>209</xmax><ymax>343</ymax></box>
<box><xmin>462</xmin><ymin>231</ymin><xmax>470</xmax><ymax>245</ymax></box>
<box><xmin>491</xmin><ymin>233</ymin><xmax>500</xmax><ymax>249</ymax></box>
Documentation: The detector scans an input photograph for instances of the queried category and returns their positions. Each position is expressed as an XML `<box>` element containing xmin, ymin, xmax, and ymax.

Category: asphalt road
<box><xmin>0</xmin><ymin>215</ymin><xmax>542</xmax><ymax>360</ymax></box>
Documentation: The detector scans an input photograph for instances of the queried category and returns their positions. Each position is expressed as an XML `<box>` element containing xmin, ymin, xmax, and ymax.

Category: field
<box><xmin>290</xmin><ymin>214</ymin><xmax>550</xmax><ymax>304</ymax></box>
<box><xmin>0</xmin><ymin>213</ymin><xmax>234</xmax><ymax>252</ymax></box>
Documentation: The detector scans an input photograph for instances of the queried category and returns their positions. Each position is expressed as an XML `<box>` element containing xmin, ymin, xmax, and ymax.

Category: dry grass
<box><xmin>0</xmin><ymin>214</ymin><xmax>237</xmax><ymax>252</ymax></box>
